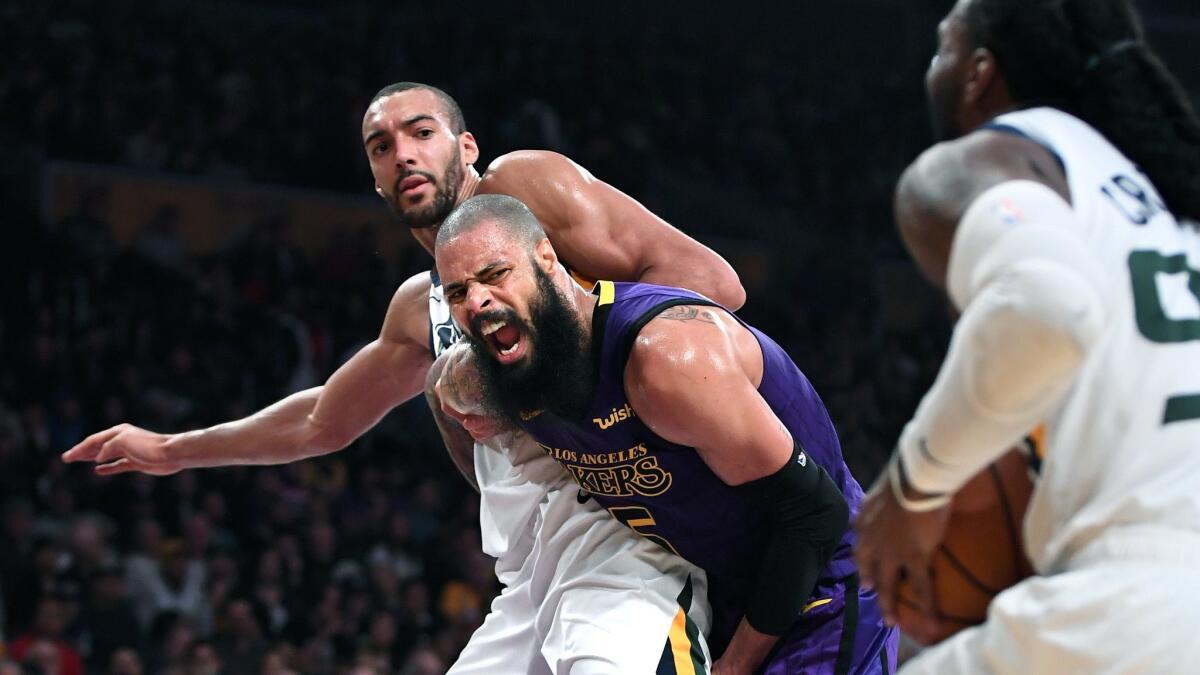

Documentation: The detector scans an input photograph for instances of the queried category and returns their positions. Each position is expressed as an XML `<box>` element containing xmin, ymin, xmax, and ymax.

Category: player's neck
<box><xmin>456</xmin><ymin>166</ymin><xmax>482</xmax><ymax>206</ymax></box>
<box><xmin>412</xmin><ymin>167</ymin><xmax>485</xmax><ymax>257</ymax></box>
<box><xmin>571</xmin><ymin>277</ymin><xmax>599</xmax><ymax>341</ymax></box>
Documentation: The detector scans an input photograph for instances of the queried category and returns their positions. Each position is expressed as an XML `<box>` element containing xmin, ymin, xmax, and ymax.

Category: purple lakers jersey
<box><xmin>521</xmin><ymin>281</ymin><xmax>864</xmax><ymax>651</ymax></box>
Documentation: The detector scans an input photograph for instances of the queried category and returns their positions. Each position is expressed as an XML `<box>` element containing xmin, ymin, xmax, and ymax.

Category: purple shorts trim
<box><xmin>759</xmin><ymin>576</ymin><xmax>899</xmax><ymax>675</ymax></box>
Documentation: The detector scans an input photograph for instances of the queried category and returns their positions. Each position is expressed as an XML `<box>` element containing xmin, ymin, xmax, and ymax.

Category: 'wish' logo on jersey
<box><xmin>593</xmin><ymin>403</ymin><xmax>637</xmax><ymax>430</ymax></box>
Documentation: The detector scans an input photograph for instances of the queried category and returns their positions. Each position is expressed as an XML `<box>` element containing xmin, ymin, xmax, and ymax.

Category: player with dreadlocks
<box><xmin>854</xmin><ymin>0</ymin><xmax>1200</xmax><ymax>672</ymax></box>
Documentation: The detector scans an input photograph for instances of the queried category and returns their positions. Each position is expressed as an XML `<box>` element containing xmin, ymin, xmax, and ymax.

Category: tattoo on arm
<box><xmin>655</xmin><ymin>305</ymin><xmax>719</xmax><ymax>325</ymax></box>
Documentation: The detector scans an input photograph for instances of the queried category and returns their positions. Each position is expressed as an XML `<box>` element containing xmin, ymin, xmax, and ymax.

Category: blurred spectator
<box><xmin>79</xmin><ymin>562</ymin><xmax>140</xmax><ymax>672</ymax></box>
<box><xmin>214</xmin><ymin>599</ymin><xmax>266</xmax><ymax>675</ymax></box>
<box><xmin>7</xmin><ymin>597</ymin><xmax>83</xmax><ymax>675</ymax></box>
<box><xmin>398</xmin><ymin>646</ymin><xmax>445</xmax><ymax>675</ymax></box>
<box><xmin>107</xmin><ymin>647</ymin><xmax>143</xmax><ymax>675</ymax></box>
<box><xmin>0</xmin><ymin>498</ymin><xmax>37</xmax><ymax>634</ymax></box>
<box><xmin>186</xmin><ymin>641</ymin><xmax>222</xmax><ymax>675</ymax></box>
<box><xmin>132</xmin><ymin>541</ymin><xmax>209</xmax><ymax>636</ymax></box>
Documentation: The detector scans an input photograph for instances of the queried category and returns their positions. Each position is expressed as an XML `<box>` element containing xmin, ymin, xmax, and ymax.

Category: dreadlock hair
<box><xmin>965</xmin><ymin>0</ymin><xmax>1200</xmax><ymax>223</ymax></box>
<box><xmin>370</xmin><ymin>82</ymin><xmax>467</xmax><ymax>135</ymax></box>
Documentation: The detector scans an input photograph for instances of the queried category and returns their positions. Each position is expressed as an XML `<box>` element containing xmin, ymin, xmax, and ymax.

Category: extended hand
<box><xmin>62</xmin><ymin>423</ymin><xmax>184</xmax><ymax>476</ymax></box>
<box><xmin>853</xmin><ymin>457</ymin><xmax>950</xmax><ymax>634</ymax></box>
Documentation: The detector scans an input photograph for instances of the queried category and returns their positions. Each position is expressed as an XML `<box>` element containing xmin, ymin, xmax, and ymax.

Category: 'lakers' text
<box><xmin>538</xmin><ymin>442</ymin><xmax>672</xmax><ymax>497</ymax></box>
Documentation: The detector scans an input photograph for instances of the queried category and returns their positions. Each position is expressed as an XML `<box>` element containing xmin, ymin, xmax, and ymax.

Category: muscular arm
<box><xmin>625</xmin><ymin>306</ymin><xmax>849</xmax><ymax>671</ymax></box>
<box><xmin>479</xmin><ymin>151</ymin><xmax>746</xmax><ymax>308</ymax></box>
<box><xmin>64</xmin><ymin>273</ymin><xmax>435</xmax><ymax>474</ymax></box>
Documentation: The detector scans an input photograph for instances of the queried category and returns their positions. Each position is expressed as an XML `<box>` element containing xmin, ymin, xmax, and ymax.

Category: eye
<box><xmin>371</xmin><ymin>142</ymin><xmax>388</xmax><ymax>156</ymax></box>
<box><xmin>485</xmin><ymin>269</ymin><xmax>509</xmax><ymax>283</ymax></box>
<box><xmin>416</xmin><ymin>128</ymin><xmax>434</xmax><ymax>139</ymax></box>
<box><xmin>446</xmin><ymin>288</ymin><xmax>466</xmax><ymax>303</ymax></box>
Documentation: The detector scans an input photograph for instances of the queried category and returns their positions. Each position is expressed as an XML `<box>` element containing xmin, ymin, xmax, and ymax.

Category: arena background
<box><xmin>1</xmin><ymin>1</ymin><xmax>1197</xmax><ymax>673</ymax></box>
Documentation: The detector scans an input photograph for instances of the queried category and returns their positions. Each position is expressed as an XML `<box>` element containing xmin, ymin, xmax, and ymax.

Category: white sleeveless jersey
<box><xmin>987</xmin><ymin>108</ymin><xmax>1200</xmax><ymax>572</ymax></box>
<box><xmin>429</xmin><ymin>273</ymin><xmax>570</xmax><ymax>583</ymax></box>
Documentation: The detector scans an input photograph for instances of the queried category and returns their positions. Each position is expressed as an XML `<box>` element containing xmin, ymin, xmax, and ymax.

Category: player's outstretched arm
<box><xmin>625</xmin><ymin>306</ymin><xmax>849</xmax><ymax>675</ymax></box>
<box><xmin>62</xmin><ymin>273</ymin><xmax>436</xmax><ymax>476</ymax></box>
<box><xmin>480</xmin><ymin>150</ymin><xmax>746</xmax><ymax>309</ymax></box>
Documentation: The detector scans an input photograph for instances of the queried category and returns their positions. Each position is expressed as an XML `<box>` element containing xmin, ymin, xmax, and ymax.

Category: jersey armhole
<box><xmin>980</xmin><ymin>122</ymin><xmax>1069</xmax><ymax>184</ymax></box>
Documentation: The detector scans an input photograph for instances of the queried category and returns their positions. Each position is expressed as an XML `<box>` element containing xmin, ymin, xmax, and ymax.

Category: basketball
<box><xmin>896</xmin><ymin>443</ymin><xmax>1037</xmax><ymax>646</ymax></box>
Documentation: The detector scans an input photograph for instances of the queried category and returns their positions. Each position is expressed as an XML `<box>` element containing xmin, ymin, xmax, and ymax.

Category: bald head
<box><xmin>437</xmin><ymin>194</ymin><xmax>547</xmax><ymax>252</ymax></box>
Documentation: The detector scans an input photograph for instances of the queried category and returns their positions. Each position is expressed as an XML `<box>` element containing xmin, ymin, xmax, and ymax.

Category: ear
<box><xmin>533</xmin><ymin>237</ymin><xmax>557</xmax><ymax>272</ymax></box>
<box><xmin>459</xmin><ymin>131</ymin><xmax>480</xmax><ymax>167</ymax></box>
<box><xmin>962</xmin><ymin>47</ymin><xmax>998</xmax><ymax>105</ymax></box>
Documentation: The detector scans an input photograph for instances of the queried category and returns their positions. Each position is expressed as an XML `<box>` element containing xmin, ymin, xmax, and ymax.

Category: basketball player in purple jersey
<box><xmin>434</xmin><ymin>194</ymin><xmax>899</xmax><ymax>674</ymax></box>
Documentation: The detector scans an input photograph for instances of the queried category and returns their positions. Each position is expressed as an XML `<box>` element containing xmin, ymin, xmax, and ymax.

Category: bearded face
<box><xmin>468</xmin><ymin>264</ymin><xmax>596</xmax><ymax>427</ymax></box>
<box><xmin>385</xmin><ymin>144</ymin><xmax>464</xmax><ymax>229</ymax></box>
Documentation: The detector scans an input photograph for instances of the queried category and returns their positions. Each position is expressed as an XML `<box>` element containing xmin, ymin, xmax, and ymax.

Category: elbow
<box><xmin>824</xmin><ymin>488</ymin><xmax>851</xmax><ymax>551</ymax></box>
<box><xmin>710</xmin><ymin>268</ymin><xmax>747</xmax><ymax>311</ymax></box>
<box><xmin>306</xmin><ymin>423</ymin><xmax>355</xmax><ymax>458</ymax></box>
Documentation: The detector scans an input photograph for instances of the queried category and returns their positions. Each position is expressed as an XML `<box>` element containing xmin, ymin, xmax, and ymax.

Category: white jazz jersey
<box><xmin>988</xmin><ymin>107</ymin><xmax>1200</xmax><ymax>573</ymax></box>
<box><xmin>429</xmin><ymin>273</ymin><xmax>712</xmax><ymax>674</ymax></box>
<box><xmin>429</xmin><ymin>274</ymin><xmax>563</xmax><ymax>579</ymax></box>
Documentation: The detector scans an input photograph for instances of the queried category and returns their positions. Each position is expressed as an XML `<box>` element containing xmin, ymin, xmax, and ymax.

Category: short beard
<box><xmin>926</xmin><ymin>82</ymin><xmax>963</xmax><ymax>143</ymax></box>
<box><xmin>470</xmin><ymin>265</ymin><xmax>595</xmax><ymax>428</ymax></box>
<box><xmin>389</xmin><ymin>145</ymin><xmax>464</xmax><ymax>229</ymax></box>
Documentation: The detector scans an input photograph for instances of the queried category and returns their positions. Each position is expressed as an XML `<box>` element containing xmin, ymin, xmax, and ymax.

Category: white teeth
<box><xmin>499</xmin><ymin>340</ymin><xmax>520</xmax><ymax>356</ymax></box>
<box><xmin>481</xmin><ymin>321</ymin><xmax>506</xmax><ymax>336</ymax></box>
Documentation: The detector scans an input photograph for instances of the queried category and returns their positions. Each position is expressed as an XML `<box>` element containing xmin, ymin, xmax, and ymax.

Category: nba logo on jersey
<box><xmin>993</xmin><ymin>198</ymin><xmax>1025</xmax><ymax>225</ymax></box>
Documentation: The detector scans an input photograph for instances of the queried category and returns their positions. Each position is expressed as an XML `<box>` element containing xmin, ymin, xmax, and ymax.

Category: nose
<box><xmin>394</xmin><ymin>137</ymin><xmax>418</xmax><ymax>167</ymax></box>
<box><xmin>464</xmin><ymin>283</ymin><xmax>494</xmax><ymax>317</ymax></box>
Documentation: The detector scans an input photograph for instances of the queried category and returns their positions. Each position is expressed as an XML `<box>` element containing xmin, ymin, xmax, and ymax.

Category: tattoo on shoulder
<box><xmin>656</xmin><ymin>306</ymin><xmax>718</xmax><ymax>325</ymax></box>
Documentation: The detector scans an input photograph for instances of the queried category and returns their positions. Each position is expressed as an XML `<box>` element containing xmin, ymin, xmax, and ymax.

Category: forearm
<box><xmin>165</xmin><ymin>387</ymin><xmax>337</xmax><ymax>468</ymax></box>
<box><xmin>719</xmin><ymin>449</ymin><xmax>848</xmax><ymax>671</ymax></box>
<box><xmin>902</xmin><ymin>181</ymin><xmax>1106</xmax><ymax>494</ymax></box>
<box><xmin>741</xmin><ymin>447</ymin><xmax>849</xmax><ymax>635</ymax></box>
<box><xmin>718</xmin><ymin>618</ymin><xmax>782</xmax><ymax>673</ymax></box>
<box><xmin>425</xmin><ymin>356</ymin><xmax>479</xmax><ymax>492</ymax></box>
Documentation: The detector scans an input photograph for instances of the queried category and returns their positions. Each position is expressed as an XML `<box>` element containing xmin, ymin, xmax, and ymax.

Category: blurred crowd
<box><xmin>0</xmin><ymin>0</ymin><xmax>1064</xmax><ymax>673</ymax></box>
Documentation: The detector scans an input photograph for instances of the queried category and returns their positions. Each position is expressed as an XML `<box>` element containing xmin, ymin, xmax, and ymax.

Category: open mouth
<box><xmin>480</xmin><ymin>319</ymin><xmax>527</xmax><ymax>364</ymax></box>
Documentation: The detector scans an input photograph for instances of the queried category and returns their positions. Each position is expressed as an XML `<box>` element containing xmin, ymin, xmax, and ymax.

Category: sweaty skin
<box><xmin>62</xmin><ymin>87</ymin><xmax>744</xmax><ymax>490</ymax></box>
<box><xmin>436</xmin><ymin>225</ymin><xmax>807</xmax><ymax>675</ymax></box>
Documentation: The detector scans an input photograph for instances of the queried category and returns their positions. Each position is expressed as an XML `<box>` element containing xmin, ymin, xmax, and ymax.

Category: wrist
<box><xmin>725</xmin><ymin>618</ymin><xmax>778</xmax><ymax>668</ymax></box>
<box><xmin>888</xmin><ymin>451</ymin><xmax>951</xmax><ymax>513</ymax></box>
<box><xmin>162</xmin><ymin>430</ymin><xmax>196</xmax><ymax>468</ymax></box>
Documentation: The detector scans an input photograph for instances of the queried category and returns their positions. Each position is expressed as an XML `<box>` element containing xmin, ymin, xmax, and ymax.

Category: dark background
<box><xmin>1</xmin><ymin>1</ymin><xmax>1196</xmax><ymax>673</ymax></box>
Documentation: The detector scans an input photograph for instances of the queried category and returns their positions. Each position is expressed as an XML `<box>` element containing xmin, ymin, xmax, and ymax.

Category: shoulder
<box><xmin>895</xmin><ymin>128</ymin><xmax>1070</xmax><ymax>282</ymax></box>
<box><xmin>380</xmin><ymin>271</ymin><xmax>433</xmax><ymax>347</ymax></box>
<box><xmin>392</xmin><ymin>270</ymin><xmax>433</xmax><ymax>306</ymax></box>
<box><xmin>898</xmin><ymin>128</ymin><xmax>1069</xmax><ymax>222</ymax></box>
<box><xmin>479</xmin><ymin>150</ymin><xmax>589</xmax><ymax>197</ymax></box>
<box><xmin>626</xmin><ymin>305</ymin><xmax>742</xmax><ymax>385</ymax></box>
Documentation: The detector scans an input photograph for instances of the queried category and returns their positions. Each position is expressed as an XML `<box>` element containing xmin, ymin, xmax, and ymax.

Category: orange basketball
<box><xmin>895</xmin><ymin>444</ymin><xmax>1037</xmax><ymax>646</ymax></box>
